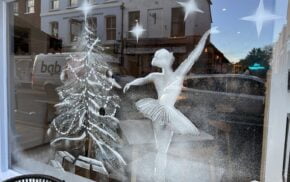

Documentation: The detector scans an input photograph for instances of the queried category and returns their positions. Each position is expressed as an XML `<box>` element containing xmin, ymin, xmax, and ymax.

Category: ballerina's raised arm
<box><xmin>175</xmin><ymin>28</ymin><xmax>212</xmax><ymax>76</ymax></box>
<box><xmin>123</xmin><ymin>27</ymin><xmax>217</xmax><ymax>93</ymax></box>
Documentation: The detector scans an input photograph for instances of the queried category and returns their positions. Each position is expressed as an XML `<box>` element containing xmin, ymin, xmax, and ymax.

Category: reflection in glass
<box><xmin>7</xmin><ymin>0</ymin><xmax>288</xmax><ymax>181</ymax></box>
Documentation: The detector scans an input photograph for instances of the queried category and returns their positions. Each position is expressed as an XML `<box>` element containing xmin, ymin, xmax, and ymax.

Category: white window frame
<box><xmin>0</xmin><ymin>0</ymin><xmax>19</xmax><ymax>179</ymax></box>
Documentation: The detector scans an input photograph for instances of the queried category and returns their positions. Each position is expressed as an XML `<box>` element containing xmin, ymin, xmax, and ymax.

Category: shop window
<box><xmin>2</xmin><ymin>0</ymin><xmax>288</xmax><ymax>182</ymax></box>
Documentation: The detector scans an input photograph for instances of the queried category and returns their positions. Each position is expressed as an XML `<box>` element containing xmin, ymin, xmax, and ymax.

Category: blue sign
<box><xmin>249</xmin><ymin>63</ymin><xmax>265</xmax><ymax>70</ymax></box>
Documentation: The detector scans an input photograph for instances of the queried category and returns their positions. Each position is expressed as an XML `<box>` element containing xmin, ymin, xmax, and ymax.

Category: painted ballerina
<box><xmin>123</xmin><ymin>28</ymin><xmax>214</xmax><ymax>181</ymax></box>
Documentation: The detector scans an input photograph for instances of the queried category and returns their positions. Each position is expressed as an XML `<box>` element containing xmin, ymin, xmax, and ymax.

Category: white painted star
<box><xmin>240</xmin><ymin>0</ymin><xmax>281</xmax><ymax>37</ymax></box>
<box><xmin>129</xmin><ymin>22</ymin><xmax>146</xmax><ymax>43</ymax></box>
<box><xmin>177</xmin><ymin>0</ymin><xmax>204</xmax><ymax>21</ymax></box>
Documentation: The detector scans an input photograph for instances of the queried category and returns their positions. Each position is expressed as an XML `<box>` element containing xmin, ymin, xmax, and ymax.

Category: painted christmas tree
<box><xmin>47</xmin><ymin>2</ymin><xmax>126</xmax><ymax>177</ymax></box>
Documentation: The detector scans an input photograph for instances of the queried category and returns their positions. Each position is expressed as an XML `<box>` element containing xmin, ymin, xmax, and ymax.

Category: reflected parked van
<box><xmin>32</xmin><ymin>53</ymin><xmax>71</xmax><ymax>93</ymax></box>
<box><xmin>32</xmin><ymin>52</ymin><xmax>121</xmax><ymax>94</ymax></box>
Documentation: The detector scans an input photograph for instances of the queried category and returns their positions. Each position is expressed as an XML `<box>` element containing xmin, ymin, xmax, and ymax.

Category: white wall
<box><xmin>263</xmin><ymin>29</ymin><xmax>287</xmax><ymax>182</ymax></box>
<box><xmin>262</xmin><ymin>5</ymin><xmax>290</xmax><ymax>180</ymax></box>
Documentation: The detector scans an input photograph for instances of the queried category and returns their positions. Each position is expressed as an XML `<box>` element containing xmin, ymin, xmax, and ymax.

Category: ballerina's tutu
<box><xmin>136</xmin><ymin>98</ymin><xmax>200</xmax><ymax>135</ymax></box>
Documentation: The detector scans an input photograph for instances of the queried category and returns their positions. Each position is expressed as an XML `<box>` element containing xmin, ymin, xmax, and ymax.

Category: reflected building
<box><xmin>13</xmin><ymin>0</ymin><xmax>62</xmax><ymax>55</ymax></box>
<box><xmin>232</xmin><ymin>62</ymin><xmax>246</xmax><ymax>74</ymax></box>
<box><xmin>13</xmin><ymin>0</ymin><xmax>62</xmax><ymax>87</ymax></box>
<box><xmin>119</xmin><ymin>0</ymin><xmax>231</xmax><ymax>76</ymax></box>
<box><xmin>40</xmin><ymin>0</ymin><xmax>123</xmax><ymax>49</ymax></box>
<box><xmin>40</xmin><ymin>0</ymin><xmax>232</xmax><ymax>76</ymax></box>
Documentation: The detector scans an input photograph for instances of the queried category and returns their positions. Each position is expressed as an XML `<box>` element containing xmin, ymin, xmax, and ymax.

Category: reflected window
<box><xmin>51</xmin><ymin>0</ymin><xmax>59</xmax><ymax>10</ymax></box>
<box><xmin>128</xmin><ymin>11</ymin><xmax>140</xmax><ymax>38</ymax></box>
<box><xmin>87</xmin><ymin>17</ymin><xmax>97</xmax><ymax>35</ymax></box>
<box><xmin>50</xmin><ymin>22</ymin><xmax>59</xmax><ymax>38</ymax></box>
<box><xmin>14</xmin><ymin>27</ymin><xmax>30</xmax><ymax>55</ymax></box>
<box><xmin>171</xmin><ymin>7</ymin><xmax>185</xmax><ymax>37</ymax></box>
<box><xmin>70</xmin><ymin>19</ymin><xmax>83</xmax><ymax>42</ymax></box>
<box><xmin>68</xmin><ymin>0</ymin><xmax>78</xmax><ymax>7</ymax></box>
<box><xmin>13</xmin><ymin>2</ymin><xmax>19</xmax><ymax>16</ymax></box>
<box><xmin>106</xmin><ymin>16</ymin><xmax>116</xmax><ymax>40</ymax></box>
<box><xmin>25</xmin><ymin>0</ymin><xmax>35</xmax><ymax>14</ymax></box>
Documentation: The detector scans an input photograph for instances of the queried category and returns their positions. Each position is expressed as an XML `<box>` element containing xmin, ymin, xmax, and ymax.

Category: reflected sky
<box><xmin>211</xmin><ymin>0</ymin><xmax>288</xmax><ymax>63</ymax></box>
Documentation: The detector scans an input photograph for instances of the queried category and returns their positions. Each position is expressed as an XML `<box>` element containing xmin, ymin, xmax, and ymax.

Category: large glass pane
<box><xmin>7</xmin><ymin>0</ymin><xmax>289</xmax><ymax>181</ymax></box>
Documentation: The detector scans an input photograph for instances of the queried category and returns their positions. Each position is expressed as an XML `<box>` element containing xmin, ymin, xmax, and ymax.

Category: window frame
<box><xmin>0</xmin><ymin>0</ymin><xmax>20</xmax><ymax>180</ymax></box>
